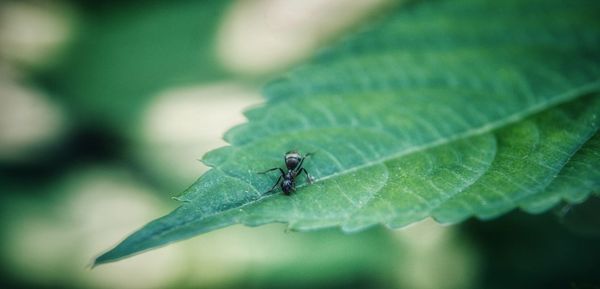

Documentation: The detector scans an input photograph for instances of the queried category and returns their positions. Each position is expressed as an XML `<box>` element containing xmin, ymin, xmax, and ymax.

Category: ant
<box><xmin>259</xmin><ymin>151</ymin><xmax>314</xmax><ymax>195</ymax></box>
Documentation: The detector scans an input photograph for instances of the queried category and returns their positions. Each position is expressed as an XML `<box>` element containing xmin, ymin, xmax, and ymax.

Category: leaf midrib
<box><xmin>225</xmin><ymin>82</ymin><xmax>600</xmax><ymax>201</ymax></box>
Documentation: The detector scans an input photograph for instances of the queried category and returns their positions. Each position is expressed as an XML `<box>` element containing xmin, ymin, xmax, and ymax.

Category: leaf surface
<box><xmin>95</xmin><ymin>0</ymin><xmax>600</xmax><ymax>265</ymax></box>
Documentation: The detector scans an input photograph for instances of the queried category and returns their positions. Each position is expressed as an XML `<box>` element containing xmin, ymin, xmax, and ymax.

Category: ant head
<box><xmin>284</xmin><ymin>151</ymin><xmax>302</xmax><ymax>170</ymax></box>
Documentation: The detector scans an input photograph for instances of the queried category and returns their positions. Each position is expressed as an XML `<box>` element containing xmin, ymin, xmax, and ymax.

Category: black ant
<box><xmin>259</xmin><ymin>151</ymin><xmax>314</xmax><ymax>195</ymax></box>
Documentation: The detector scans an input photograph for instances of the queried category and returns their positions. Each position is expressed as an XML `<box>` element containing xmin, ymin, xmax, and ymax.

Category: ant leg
<box><xmin>259</xmin><ymin>168</ymin><xmax>285</xmax><ymax>175</ymax></box>
<box><xmin>265</xmin><ymin>176</ymin><xmax>283</xmax><ymax>194</ymax></box>
<box><xmin>294</xmin><ymin>152</ymin><xmax>314</xmax><ymax>172</ymax></box>
<box><xmin>299</xmin><ymin>168</ymin><xmax>314</xmax><ymax>184</ymax></box>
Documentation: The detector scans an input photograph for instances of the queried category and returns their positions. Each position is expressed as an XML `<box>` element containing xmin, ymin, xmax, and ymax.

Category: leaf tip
<box><xmin>90</xmin><ymin>252</ymin><xmax>110</xmax><ymax>269</ymax></box>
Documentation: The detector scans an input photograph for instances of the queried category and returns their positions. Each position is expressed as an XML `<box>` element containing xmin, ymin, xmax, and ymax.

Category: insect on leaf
<box><xmin>95</xmin><ymin>0</ymin><xmax>600</xmax><ymax>265</ymax></box>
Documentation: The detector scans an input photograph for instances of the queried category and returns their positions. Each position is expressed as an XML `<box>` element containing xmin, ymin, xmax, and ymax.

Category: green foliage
<box><xmin>95</xmin><ymin>0</ymin><xmax>600</xmax><ymax>265</ymax></box>
<box><xmin>39</xmin><ymin>1</ymin><xmax>230</xmax><ymax>131</ymax></box>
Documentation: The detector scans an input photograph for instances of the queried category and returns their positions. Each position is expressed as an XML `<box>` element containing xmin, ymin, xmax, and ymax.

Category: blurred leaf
<box><xmin>555</xmin><ymin>196</ymin><xmax>600</xmax><ymax>238</ymax></box>
<box><xmin>95</xmin><ymin>0</ymin><xmax>600</xmax><ymax>265</ymax></box>
<box><xmin>37</xmin><ymin>0</ymin><xmax>231</xmax><ymax>131</ymax></box>
<box><xmin>232</xmin><ymin>226</ymin><xmax>403</xmax><ymax>289</ymax></box>
<box><xmin>462</xmin><ymin>209</ymin><xmax>600</xmax><ymax>289</ymax></box>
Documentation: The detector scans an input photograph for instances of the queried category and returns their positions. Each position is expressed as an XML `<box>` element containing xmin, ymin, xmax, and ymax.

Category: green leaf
<box><xmin>95</xmin><ymin>0</ymin><xmax>600</xmax><ymax>265</ymax></box>
<box><xmin>520</xmin><ymin>132</ymin><xmax>600</xmax><ymax>213</ymax></box>
<box><xmin>38</xmin><ymin>1</ymin><xmax>231</xmax><ymax>132</ymax></box>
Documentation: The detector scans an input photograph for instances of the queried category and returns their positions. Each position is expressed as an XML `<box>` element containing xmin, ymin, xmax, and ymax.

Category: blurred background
<box><xmin>0</xmin><ymin>0</ymin><xmax>599</xmax><ymax>288</ymax></box>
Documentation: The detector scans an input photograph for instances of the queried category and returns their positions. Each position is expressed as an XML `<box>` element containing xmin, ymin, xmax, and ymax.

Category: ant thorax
<box><xmin>284</xmin><ymin>152</ymin><xmax>302</xmax><ymax>170</ymax></box>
